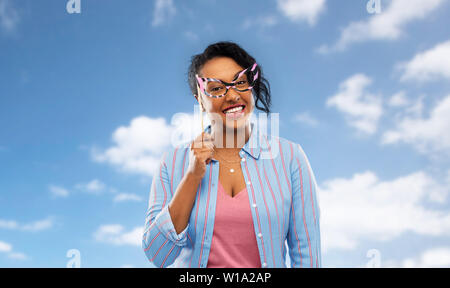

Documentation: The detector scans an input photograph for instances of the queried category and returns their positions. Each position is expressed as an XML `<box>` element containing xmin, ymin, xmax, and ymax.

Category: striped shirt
<box><xmin>142</xmin><ymin>123</ymin><xmax>322</xmax><ymax>268</ymax></box>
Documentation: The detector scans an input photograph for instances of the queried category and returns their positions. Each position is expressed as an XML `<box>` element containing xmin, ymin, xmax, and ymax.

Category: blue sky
<box><xmin>1</xmin><ymin>0</ymin><xmax>450</xmax><ymax>268</ymax></box>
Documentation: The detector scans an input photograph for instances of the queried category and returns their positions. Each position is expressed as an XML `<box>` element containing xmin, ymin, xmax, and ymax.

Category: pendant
<box><xmin>230</xmin><ymin>169</ymin><xmax>235</xmax><ymax>173</ymax></box>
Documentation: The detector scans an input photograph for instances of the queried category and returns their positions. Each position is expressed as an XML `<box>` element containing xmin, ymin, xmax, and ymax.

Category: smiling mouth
<box><xmin>222</xmin><ymin>105</ymin><xmax>246</xmax><ymax>114</ymax></box>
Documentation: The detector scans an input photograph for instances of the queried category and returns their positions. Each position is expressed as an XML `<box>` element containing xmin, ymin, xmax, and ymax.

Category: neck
<box><xmin>211</xmin><ymin>121</ymin><xmax>252</xmax><ymax>149</ymax></box>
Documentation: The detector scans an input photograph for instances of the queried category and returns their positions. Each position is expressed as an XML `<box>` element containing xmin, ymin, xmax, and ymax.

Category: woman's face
<box><xmin>196</xmin><ymin>57</ymin><xmax>254</xmax><ymax>131</ymax></box>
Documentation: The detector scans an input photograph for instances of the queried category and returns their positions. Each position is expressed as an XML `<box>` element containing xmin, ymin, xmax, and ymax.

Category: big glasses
<box><xmin>196</xmin><ymin>63</ymin><xmax>259</xmax><ymax>98</ymax></box>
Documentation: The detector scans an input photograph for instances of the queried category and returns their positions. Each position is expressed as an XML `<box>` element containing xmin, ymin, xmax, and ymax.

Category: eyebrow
<box><xmin>217</xmin><ymin>68</ymin><xmax>245</xmax><ymax>82</ymax></box>
<box><xmin>199</xmin><ymin>67</ymin><xmax>246</xmax><ymax>82</ymax></box>
<box><xmin>231</xmin><ymin>69</ymin><xmax>244</xmax><ymax>81</ymax></box>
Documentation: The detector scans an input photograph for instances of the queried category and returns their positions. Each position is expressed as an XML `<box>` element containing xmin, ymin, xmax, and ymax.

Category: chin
<box><xmin>223</xmin><ymin>116</ymin><xmax>248</xmax><ymax>131</ymax></box>
<box><xmin>220</xmin><ymin>105</ymin><xmax>253</xmax><ymax>130</ymax></box>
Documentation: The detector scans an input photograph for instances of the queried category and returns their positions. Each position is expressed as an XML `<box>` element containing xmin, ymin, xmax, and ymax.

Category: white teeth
<box><xmin>224</xmin><ymin>106</ymin><xmax>244</xmax><ymax>113</ymax></box>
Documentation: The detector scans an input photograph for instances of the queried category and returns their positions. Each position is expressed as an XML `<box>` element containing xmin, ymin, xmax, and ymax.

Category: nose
<box><xmin>224</xmin><ymin>86</ymin><xmax>241</xmax><ymax>101</ymax></box>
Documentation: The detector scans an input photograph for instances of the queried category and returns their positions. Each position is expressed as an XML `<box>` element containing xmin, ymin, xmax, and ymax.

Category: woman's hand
<box><xmin>166</xmin><ymin>132</ymin><xmax>214</xmax><ymax>236</ymax></box>
<box><xmin>187</xmin><ymin>132</ymin><xmax>215</xmax><ymax>180</ymax></box>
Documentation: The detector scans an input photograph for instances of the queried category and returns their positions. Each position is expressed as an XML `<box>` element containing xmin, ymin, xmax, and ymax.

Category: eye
<box><xmin>211</xmin><ymin>87</ymin><xmax>223</xmax><ymax>92</ymax></box>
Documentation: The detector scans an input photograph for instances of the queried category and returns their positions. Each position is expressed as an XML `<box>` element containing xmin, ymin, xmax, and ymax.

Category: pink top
<box><xmin>206</xmin><ymin>181</ymin><xmax>262</xmax><ymax>268</ymax></box>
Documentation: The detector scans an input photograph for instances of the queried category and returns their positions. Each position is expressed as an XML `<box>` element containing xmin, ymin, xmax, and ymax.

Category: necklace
<box><xmin>219</xmin><ymin>160</ymin><xmax>241</xmax><ymax>173</ymax></box>
<box><xmin>213</xmin><ymin>147</ymin><xmax>242</xmax><ymax>173</ymax></box>
<box><xmin>213</xmin><ymin>147</ymin><xmax>241</xmax><ymax>162</ymax></box>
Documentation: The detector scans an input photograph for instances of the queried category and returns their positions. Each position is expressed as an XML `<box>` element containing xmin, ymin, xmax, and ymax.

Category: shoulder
<box><xmin>277</xmin><ymin>137</ymin><xmax>316</xmax><ymax>182</ymax></box>
<box><xmin>259</xmin><ymin>132</ymin><xmax>307</xmax><ymax>163</ymax></box>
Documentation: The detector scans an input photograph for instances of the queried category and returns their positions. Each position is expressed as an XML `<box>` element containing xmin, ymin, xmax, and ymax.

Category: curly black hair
<box><xmin>187</xmin><ymin>41</ymin><xmax>271</xmax><ymax>114</ymax></box>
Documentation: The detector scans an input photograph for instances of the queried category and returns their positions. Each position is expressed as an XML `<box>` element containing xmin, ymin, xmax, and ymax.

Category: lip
<box><xmin>223</xmin><ymin>105</ymin><xmax>246</xmax><ymax>121</ymax></box>
<box><xmin>222</xmin><ymin>104</ymin><xmax>246</xmax><ymax>113</ymax></box>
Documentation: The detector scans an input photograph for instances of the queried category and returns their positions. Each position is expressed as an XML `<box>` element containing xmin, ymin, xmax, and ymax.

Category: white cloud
<box><xmin>318</xmin><ymin>0</ymin><xmax>445</xmax><ymax>53</ymax></box>
<box><xmin>49</xmin><ymin>185</ymin><xmax>69</xmax><ymax>198</ymax></box>
<box><xmin>92</xmin><ymin>113</ymin><xmax>203</xmax><ymax>176</ymax></box>
<box><xmin>388</xmin><ymin>91</ymin><xmax>409</xmax><ymax>107</ymax></box>
<box><xmin>0</xmin><ymin>217</ymin><xmax>54</xmax><ymax>232</ymax></box>
<box><xmin>21</xmin><ymin>218</ymin><xmax>54</xmax><ymax>232</ymax></box>
<box><xmin>319</xmin><ymin>170</ymin><xmax>449</xmax><ymax>252</ymax></box>
<box><xmin>293</xmin><ymin>111</ymin><xmax>319</xmax><ymax>127</ymax></box>
<box><xmin>402</xmin><ymin>247</ymin><xmax>450</xmax><ymax>268</ymax></box>
<box><xmin>92</xmin><ymin>116</ymin><xmax>174</xmax><ymax>176</ymax></box>
<box><xmin>113</xmin><ymin>193</ymin><xmax>143</xmax><ymax>203</ymax></box>
<box><xmin>277</xmin><ymin>0</ymin><xmax>326</xmax><ymax>26</ymax></box>
<box><xmin>0</xmin><ymin>241</ymin><xmax>12</xmax><ymax>252</ymax></box>
<box><xmin>0</xmin><ymin>240</ymin><xmax>27</xmax><ymax>261</ymax></box>
<box><xmin>382</xmin><ymin>95</ymin><xmax>450</xmax><ymax>155</ymax></box>
<box><xmin>403</xmin><ymin>94</ymin><xmax>425</xmax><ymax>117</ymax></box>
<box><xmin>75</xmin><ymin>179</ymin><xmax>106</xmax><ymax>195</ymax></box>
<box><xmin>0</xmin><ymin>219</ymin><xmax>18</xmax><ymax>229</ymax></box>
<box><xmin>384</xmin><ymin>247</ymin><xmax>450</xmax><ymax>267</ymax></box>
<box><xmin>8</xmin><ymin>252</ymin><xmax>27</xmax><ymax>260</ymax></box>
<box><xmin>74</xmin><ymin>180</ymin><xmax>143</xmax><ymax>203</ymax></box>
<box><xmin>152</xmin><ymin>0</ymin><xmax>176</xmax><ymax>27</ymax></box>
<box><xmin>326</xmin><ymin>74</ymin><xmax>383</xmax><ymax>134</ymax></box>
<box><xmin>398</xmin><ymin>40</ymin><xmax>450</xmax><ymax>82</ymax></box>
<box><xmin>243</xmin><ymin>14</ymin><xmax>278</xmax><ymax>30</ymax></box>
<box><xmin>0</xmin><ymin>0</ymin><xmax>19</xmax><ymax>33</ymax></box>
<box><xmin>94</xmin><ymin>225</ymin><xmax>142</xmax><ymax>246</ymax></box>
<box><xmin>85</xmin><ymin>179</ymin><xmax>105</xmax><ymax>192</ymax></box>
<box><xmin>183</xmin><ymin>30</ymin><xmax>199</xmax><ymax>41</ymax></box>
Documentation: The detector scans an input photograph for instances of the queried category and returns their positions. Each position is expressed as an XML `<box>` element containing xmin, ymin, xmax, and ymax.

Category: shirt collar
<box><xmin>204</xmin><ymin>122</ymin><xmax>261</xmax><ymax>160</ymax></box>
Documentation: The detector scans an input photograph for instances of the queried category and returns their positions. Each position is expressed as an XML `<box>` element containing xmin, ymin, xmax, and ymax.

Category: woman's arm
<box><xmin>142</xmin><ymin>151</ymin><xmax>190</xmax><ymax>268</ymax></box>
<box><xmin>287</xmin><ymin>143</ymin><xmax>322</xmax><ymax>268</ymax></box>
<box><xmin>142</xmin><ymin>133</ymin><xmax>214</xmax><ymax>267</ymax></box>
<box><xmin>168</xmin><ymin>131</ymin><xmax>214</xmax><ymax>234</ymax></box>
<box><xmin>168</xmin><ymin>171</ymin><xmax>202</xmax><ymax>234</ymax></box>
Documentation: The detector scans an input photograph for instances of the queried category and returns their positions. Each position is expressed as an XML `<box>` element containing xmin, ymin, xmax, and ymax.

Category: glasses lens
<box><xmin>234</xmin><ymin>73</ymin><xmax>250</xmax><ymax>91</ymax></box>
<box><xmin>206</xmin><ymin>80</ymin><xmax>226</xmax><ymax>97</ymax></box>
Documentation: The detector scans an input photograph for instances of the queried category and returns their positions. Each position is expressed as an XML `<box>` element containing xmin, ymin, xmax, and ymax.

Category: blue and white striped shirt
<box><xmin>142</xmin><ymin>123</ymin><xmax>321</xmax><ymax>268</ymax></box>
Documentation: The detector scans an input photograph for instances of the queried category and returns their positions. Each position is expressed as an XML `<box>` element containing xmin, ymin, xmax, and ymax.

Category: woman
<box><xmin>142</xmin><ymin>41</ymin><xmax>321</xmax><ymax>268</ymax></box>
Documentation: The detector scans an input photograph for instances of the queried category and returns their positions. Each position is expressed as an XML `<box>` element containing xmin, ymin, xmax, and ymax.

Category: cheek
<box><xmin>211</xmin><ymin>99</ymin><xmax>225</xmax><ymax>113</ymax></box>
<box><xmin>250</xmin><ymin>92</ymin><xmax>255</xmax><ymax>104</ymax></box>
<box><xmin>246</xmin><ymin>93</ymin><xmax>255</xmax><ymax>111</ymax></box>
<box><xmin>205</xmin><ymin>99</ymin><xmax>225</xmax><ymax>120</ymax></box>
<box><xmin>202</xmin><ymin>97</ymin><xmax>218</xmax><ymax>111</ymax></box>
